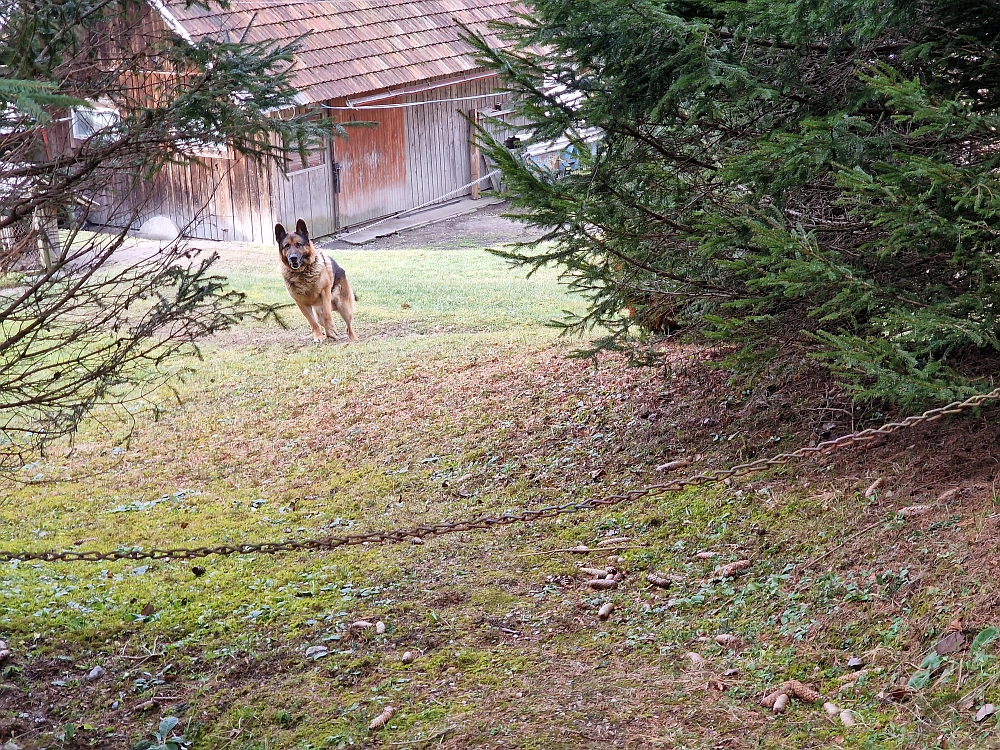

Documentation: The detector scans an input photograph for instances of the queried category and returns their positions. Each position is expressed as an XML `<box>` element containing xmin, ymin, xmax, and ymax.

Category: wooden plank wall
<box><xmin>94</xmin><ymin>76</ymin><xmax>508</xmax><ymax>241</ymax></box>
<box><xmin>97</xmin><ymin>154</ymin><xmax>278</xmax><ymax>245</ymax></box>
<box><xmin>403</xmin><ymin>76</ymin><xmax>503</xmax><ymax>211</ymax></box>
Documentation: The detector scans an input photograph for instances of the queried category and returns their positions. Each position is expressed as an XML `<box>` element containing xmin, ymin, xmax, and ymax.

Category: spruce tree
<box><xmin>469</xmin><ymin>0</ymin><xmax>1000</xmax><ymax>405</ymax></box>
<box><xmin>0</xmin><ymin>0</ymin><xmax>330</xmax><ymax>468</ymax></box>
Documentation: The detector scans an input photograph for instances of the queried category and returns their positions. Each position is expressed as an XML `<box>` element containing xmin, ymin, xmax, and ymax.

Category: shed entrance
<box><xmin>279</xmin><ymin>139</ymin><xmax>337</xmax><ymax>238</ymax></box>
<box><xmin>332</xmin><ymin>102</ymin><xmax>406</xmax><ymax>229</ymax></box>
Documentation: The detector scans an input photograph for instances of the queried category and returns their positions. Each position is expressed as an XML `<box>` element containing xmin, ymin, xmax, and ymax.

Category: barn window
<box><xmin>287</xmin><ymin>143</ymin><xmax>327</xmax><ymax>172</ymax></box>
<box><xmin>178</xmin><ymin>138</ymin><xmax>229</xmax><ymax>160</ymax></box>
<box><xmin>71</xmin><ymin>106</ymin><xmax>119</xmax><ymax>141</ymax></box>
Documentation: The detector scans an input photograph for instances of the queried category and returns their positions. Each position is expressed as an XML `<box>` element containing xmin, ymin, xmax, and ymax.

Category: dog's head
<box><xmin>275</xmin><ymin>218</ymin><xmax>314</xmax><ymax>271</ymax></box>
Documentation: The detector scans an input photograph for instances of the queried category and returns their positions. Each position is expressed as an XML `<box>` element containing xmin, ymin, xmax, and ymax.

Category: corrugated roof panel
<box><xmin>160</xmin><ymin>0</ymin><xmax>522</xmax><ymax>101</ymax></box>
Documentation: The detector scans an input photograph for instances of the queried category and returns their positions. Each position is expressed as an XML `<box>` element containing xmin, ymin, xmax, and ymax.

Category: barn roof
<box><xmin>156</xmin><ymin>0</ymin><xmax>522</xmax><ymax>103</ymax></box>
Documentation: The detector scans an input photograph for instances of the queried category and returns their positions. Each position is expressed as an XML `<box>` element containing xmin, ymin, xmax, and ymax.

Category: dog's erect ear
<box><xmin>275</xmin><ymin>223</ymin><xmax>286</xmax><ymax>246</ymax></box>
<box><xmin>295</xmin><ymin>218</ymin><xmax>309</xmax><ymax>242</ymax></box>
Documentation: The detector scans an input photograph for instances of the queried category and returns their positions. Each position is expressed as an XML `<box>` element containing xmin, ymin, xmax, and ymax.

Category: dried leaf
<box><xmin>694</xmin><ymin>551</ymin><xmax>717</xmax><ymax>560</ymax></box>
<box><xmin>714</xmin><ymin>559</ymin><xmax>752</xmax><ymax>578</ymax></box>
<box><xmin>879</xmin><ymin>684</ymin><xmax>916</xmax><ymax>703</ymax></box>
<box><xmin>685</xmin><ymin>652</ymin><xmax>706</xmax><ymax>669</ymax></box>
<box><xmin>305</xmin><ymin>645</ymin><xmax>329</xmax><ymax>660</ymax></box>
<box><xmin>586</xmin><ymin>578</ymin><xmax>618</xmax><ymax>590</ymax></box>
<box><xmin>838</xmin><ymin>669</ymin><xmax>868</xmax><ymax>683</ymax></box>
<box><xmin>975</xmin><ymin>704</ymin><xmax>996</xmax><ymax>723</ymax></box>
<box><xmin>714</xmin><ymin>634</ymin><xmax>740</xmax><ymax>648</ymax></box>
<box><xmin>897</xmin><ymin>504</ymin><xmax>932</xmax><ymax>518</ymax></box>
<box><xmin>937</xmin><ymin>487</ymin><xmax>960</xmax><ymax>503</ymax></box>
<box><xmin>646</xmin><ymin>573</ymin><xmax>674</xmax><ymax>588</ymax></box>
<box><xmin>864</xmin><ymin>478</ymin><xmax>884</xmax><ymax>498</ymax></box>
<box><xmin>368</xmin><ymin>705</ymin><xmax>396</xmax><ymax>731</ymax></box>
<box><xmin>140</xmin><ymin>603</ymin><xmax>155</xmax><ymax>618</ymax></box>
<box><xmin>656</xmin><ymin>458</ymin><xmax>691</xmax><ymax>473</ymax></box>
<box><xmin>597</xmin><ymin>536</ymin><xmax>631</xmax><ymax>547</ymax></box>
<box><xmin>935</xmin><ymin>631</ymin><xmax>965</xmax><ymax>655</ymax></box>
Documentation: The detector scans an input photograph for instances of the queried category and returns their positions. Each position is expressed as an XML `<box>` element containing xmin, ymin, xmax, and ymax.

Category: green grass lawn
<box><xmin>2</xmin><ymin>236</ymin><xmax>1000</xmax><ymax>750</ymax></box>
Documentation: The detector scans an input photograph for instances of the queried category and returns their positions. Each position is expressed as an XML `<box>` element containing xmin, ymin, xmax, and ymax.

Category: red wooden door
<box><xmin>332</xmin><ymin>102</ymin><xmax>406</xmax><ymax>228</ymax></box>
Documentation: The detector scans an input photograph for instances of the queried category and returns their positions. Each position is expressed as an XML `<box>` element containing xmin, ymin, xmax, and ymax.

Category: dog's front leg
<box><xmin>318</xmin><ymin>290</ymin><xmax>339</xmax><ymax>340</ymax></box>
<box><xmin>296</xmin><ymin>301</ymin><xmax>326</xmax><ymax>342</ymax></box>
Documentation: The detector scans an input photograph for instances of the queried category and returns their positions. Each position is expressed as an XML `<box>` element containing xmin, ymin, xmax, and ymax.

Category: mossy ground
<box><xmin>2</xmin><ymin>215</ymin><xmax>1000</xmax><ymax>749</ymax></box>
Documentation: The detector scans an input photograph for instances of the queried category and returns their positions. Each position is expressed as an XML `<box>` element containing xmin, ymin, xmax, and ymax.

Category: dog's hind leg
<box><xmin>295</xmin><ymin>301</ymin><xmax>326</xmax><ymax>342</ymax></box>
<box><xmin>335</xmin><ymin>284</ymin><xmax>358</xmax><ymax>341</ymax></box>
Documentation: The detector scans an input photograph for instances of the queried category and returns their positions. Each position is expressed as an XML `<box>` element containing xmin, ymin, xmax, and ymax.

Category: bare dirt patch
<box><xmin>322</xmin><ymin>202</ymin><xmax>542</xmax><ymax>252</ymax></box>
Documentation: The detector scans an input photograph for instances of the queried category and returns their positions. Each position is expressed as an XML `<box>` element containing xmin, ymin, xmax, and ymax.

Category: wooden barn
<box><xmin>91</xmin><ymin>0</ymin><xmax>520</xmax><ymax>242</ymax></box>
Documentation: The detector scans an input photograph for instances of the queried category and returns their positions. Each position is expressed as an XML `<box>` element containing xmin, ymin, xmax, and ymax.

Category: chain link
<box><xmin>3</xmin><ymin>388</ymin><xmax>998</xmax><ymax>564</ymax></box>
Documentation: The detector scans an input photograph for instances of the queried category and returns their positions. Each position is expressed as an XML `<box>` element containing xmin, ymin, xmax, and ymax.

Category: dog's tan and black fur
<box><xmin>276</xmin><ymin>219</ymin><xmax>358</xmax><ymax>342</ymax></box>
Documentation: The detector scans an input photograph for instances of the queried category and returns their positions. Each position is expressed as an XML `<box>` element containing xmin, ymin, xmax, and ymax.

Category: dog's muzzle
<box><xmin>287</xmin><ymin>254</ymin><xmax>302</xmax><ymax>269</ymax></box>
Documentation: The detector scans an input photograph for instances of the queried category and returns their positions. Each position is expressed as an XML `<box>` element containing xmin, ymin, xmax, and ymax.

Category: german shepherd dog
<box><xmin>275</xmin><ymin>219</ymin><xmax>358</xmax><ymax>342</ymax></box>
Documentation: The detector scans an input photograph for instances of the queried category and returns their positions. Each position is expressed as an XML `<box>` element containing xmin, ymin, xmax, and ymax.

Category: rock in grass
<box><xmin>598</xmin><ymin>602</ymin><xmax>614</xmax><ymax>620</ymax></box>
<box><xmin>85</xmin><ymin>666</ymin><xmax>106</xmax><ymax>682</ymax></box>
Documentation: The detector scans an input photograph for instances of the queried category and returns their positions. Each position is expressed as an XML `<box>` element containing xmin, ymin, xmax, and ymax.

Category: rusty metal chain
<box><xmin>2</xmin><ymin>387</ymin><xmax>998</xmax><ymax>564</ymax></box>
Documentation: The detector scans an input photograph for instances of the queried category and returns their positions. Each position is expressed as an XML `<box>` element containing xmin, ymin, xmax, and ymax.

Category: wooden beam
<box><xmin>469</xmin><ymin>108</ymin><xmax>480</xmax><ymax>200</ymax></box>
